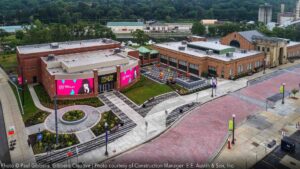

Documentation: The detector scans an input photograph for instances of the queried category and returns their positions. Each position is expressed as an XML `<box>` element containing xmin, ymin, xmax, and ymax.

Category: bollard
<box><xmin>227</xmin><ymin>139</ymin><xmax>231</xmax><ymax>149</ymax></box>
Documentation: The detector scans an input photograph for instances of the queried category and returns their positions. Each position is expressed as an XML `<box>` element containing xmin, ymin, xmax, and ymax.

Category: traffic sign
<box><xmin>8</xmin><ymin>126</ymin><xmax>15</xmax><ymax>136</ymax></box>
<box><xmin>37</xmin><ymin>133</ymin><xmax>43</xmax><ymax>141</ymax></box>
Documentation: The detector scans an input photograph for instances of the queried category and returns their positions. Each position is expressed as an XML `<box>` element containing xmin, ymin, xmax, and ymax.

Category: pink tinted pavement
<box><xmin>110</xmin><ymin>95</ymin><xmax>261</xmax><ymax>164</ymax></box>
<box><xmin>108</xmin><ymin>70</ymin><xmax>300</xmax><ymax>164</ymax></box>
<box><xmin>239</xmin><ymin>72</ymin><xmax>300</xmax><ymax>101</ymax></box>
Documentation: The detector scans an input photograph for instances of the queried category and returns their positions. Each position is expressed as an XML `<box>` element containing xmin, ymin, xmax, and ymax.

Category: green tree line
<box><xmin>0</xmin><ymin>0</ymin><xmax>297</xmax><ymax>25</ymax></box>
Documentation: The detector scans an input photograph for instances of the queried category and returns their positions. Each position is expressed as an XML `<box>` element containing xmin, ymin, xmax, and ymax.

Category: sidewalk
<box><xmin>211</xmin><ymin>95</ymin><xmax>300</xmax><ymax>169</ymax></box>
<box><xmin>0</xmin><ymin>68</ymin><xmax>35</xmax><ymax>164</ymax></box>
<box><xmin>28</xmin><ymin>84</ymin><xmax>54</xmax><ymax>113</ymax></box>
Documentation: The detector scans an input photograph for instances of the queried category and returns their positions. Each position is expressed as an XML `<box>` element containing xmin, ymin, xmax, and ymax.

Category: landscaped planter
<box><xmin>60</xmin><ymin>110</ymin><xmax>88</xmax><ymax>125</ymax></box>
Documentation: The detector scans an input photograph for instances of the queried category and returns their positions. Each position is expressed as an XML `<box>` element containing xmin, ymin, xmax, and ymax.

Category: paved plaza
<box><xmin>45</xmin><ymin>105</ymin><xmax>102</xmax><ymax>134</ymax></box>
<box><xmin>104</xmin><ymin>63</ymin><xmax>300</xmax><ymax>165</ymax></box>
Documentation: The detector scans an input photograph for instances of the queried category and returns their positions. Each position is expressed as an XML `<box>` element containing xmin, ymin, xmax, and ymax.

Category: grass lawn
<box><xmin>34</xmin><ymin>84</ymin><xmax>104</xmax><ymax>109</ymax></box>
<box><xmin>91</xmin><ymin>111</ymin><xmax>121</xmax><ymax>136</ymax></box>
<box><xmin>121</xmin><ymin>76</ymin><xmax>173</xmax><ymax>105</ymax></box>
<box><xmin>0</xmin><ymin>53</ymin><xmax>17</xmax><ymax>74</ymax></box>
<box><xmin>8</xmin><ymin>82</ymin><xmax>49</xmax><ymax>126</ymax></box>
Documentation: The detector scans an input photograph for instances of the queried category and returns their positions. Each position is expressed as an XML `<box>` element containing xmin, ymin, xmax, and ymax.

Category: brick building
<box><xmin>152</xmin><ymin>41</ymin><xmax>265</xmax><ymax>79</ymax></box>
<box><xmin>220</xmin><ymin>30</ymin><xmax>300</xmax><ymax>67</ymax></box>
<box><xmin>17</xmin><ymin>39</ymin><xmax>140</xmax><ymax>100</ymax></box>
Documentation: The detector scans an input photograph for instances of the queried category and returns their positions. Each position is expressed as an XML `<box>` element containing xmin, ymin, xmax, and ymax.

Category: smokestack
<box><xmin>297</xmin><ymin>0</ymin><xmax>300</xmax><ymax>20</ymax></box>
<box><xmin>281</xmin><ymin>4</ymin><xmax>285</xmax><ymax>13</ymax></box>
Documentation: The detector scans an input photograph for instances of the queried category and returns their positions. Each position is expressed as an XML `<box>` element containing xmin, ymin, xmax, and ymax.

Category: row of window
<box><xmin>237</xmin><ymin>61</ymin><xmax>262</xmax><ymax>74</ymax></box>
<box><xmin>257</xmin><ymin>46</ymin><xmax>270</xmax><ymax>52</ymax></box>
<box><xmin>160</xmin><ymin>55</ymin><xmax>199</xmax><ymax>69</ymax></box>
<box><xmin>288</xmin><ymin>51</ymin><xmax>300</xmax><ymax>57</ymax></box>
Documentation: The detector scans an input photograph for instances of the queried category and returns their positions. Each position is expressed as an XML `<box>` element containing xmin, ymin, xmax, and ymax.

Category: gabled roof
<box><xmin>238</xmin><ymin>30</ymin><xmax>265</xmax><ymax>42</ymax></box>
<box><xmin>107</xmin><ymin>22</ymin><xmax>144</xmax><ymax>27</ymax></box>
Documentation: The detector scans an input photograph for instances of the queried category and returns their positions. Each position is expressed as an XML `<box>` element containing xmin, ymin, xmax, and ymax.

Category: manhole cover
<box><xmin>252</xmin><ymin>142</ymin><xmax>259</xmax><ymax>147</ymax></box>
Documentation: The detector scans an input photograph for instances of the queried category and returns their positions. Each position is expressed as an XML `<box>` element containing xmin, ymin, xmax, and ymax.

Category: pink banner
<box><xmin>56</xmin><ymin>78</ymin><xmax>94</xmax><ymax>96</ymax></box>
<box><xmin>120</xmin><ymin>66</ymin><xmax>139</xmax><ymax>88</ymax></box>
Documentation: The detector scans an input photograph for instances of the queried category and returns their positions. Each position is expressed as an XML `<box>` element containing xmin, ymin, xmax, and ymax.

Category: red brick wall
<box><xmin>152</xmin><ymin>44</ymin><xmax>264</xmax><ymax>79</ymax></box>
<box><xmin>220</xmin><ymin>32</ymin><xmax>255</xmax><ymax>50</ymax></box>
<box><xmin>287</xmin><ymin>44</ymin><xmax>300</xmax><ymax>58</ymax></box>
<box><xmin>17</xmin><ymin>43</ymin><xmax>121</xmax><ymax>84</ymax></box>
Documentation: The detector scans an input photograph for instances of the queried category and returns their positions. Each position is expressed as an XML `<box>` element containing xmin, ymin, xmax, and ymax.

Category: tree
<box><xmin>0</xmin><ymin>29</ymin><xmax>9</xmax><ymax>42</ymax></box>
<box><xmin>15</xmin><ymin>30</ymin><xmax>25</xmax><ymax>40</ymax></box>
<box><xmin>208</xmin><ymin>25</ymin><xmax>217</xmax><ymax>37</ymax></box>
<box><xmin>132</xmin><ymin>29</ymin><xmax>149</xmax><ymax>45</ymax></box>
<box><xmin>191</xmin><ymin>22</ymin><xmax>206</xmax><ymax>36</ymax></box>
<box><xmin>291</xmin><ymin>88</ymin><xmax>299</xmax><ymax>98</ymax></box>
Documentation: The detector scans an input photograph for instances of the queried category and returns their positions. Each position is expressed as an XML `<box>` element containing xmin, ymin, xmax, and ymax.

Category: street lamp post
<box><xmin>232</xmin><ymin>114</ymin><xmax>236</xmax><ymax>145</ymax></box>
<box><xmin>54</xmin><ymin>95</ymin><xmax>58</xmax><ymax>146</ymax></box>
<box><xmin>263</xmin><ymin>59</ymin><xmax>266</xmax><ymax>74</ymax></box>
<box><xmin>282</xmin><ymin>83</ymin><xmax>286</xmax><ymax>104</ymax></box>
<box><xmin>211</xmin><ymin>77</ymin><xmax>214</xmax><ymax>98</ymax></box>
<box><xmin>104</xmin><ymin>122</ymin><xmax>109</xmax><ymax>156</ymax></box>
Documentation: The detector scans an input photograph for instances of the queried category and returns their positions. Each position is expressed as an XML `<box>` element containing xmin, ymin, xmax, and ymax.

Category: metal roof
<box><xmin>239</xmin><ymin>30</ymin><xmax>265</xmax><ymax>42</ymax></box>
<box><xmin>107</xmin><ymin>22</ymin><xmax>144</xmax><ymax>27</ymax></box>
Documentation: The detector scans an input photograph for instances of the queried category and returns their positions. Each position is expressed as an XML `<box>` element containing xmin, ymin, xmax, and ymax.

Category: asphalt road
<box><xmin>0</xmin><ymin>102</ymin><xmax>11</xmax><ymax>164</ymax></box>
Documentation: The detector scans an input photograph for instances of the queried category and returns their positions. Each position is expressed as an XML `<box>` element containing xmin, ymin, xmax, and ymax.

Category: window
<box><xmin>257</xmin><ymin>46</ymin><xmax>261</xmax><ymax>51</ymax></box>
<box><xmin>189</xmin><ymin>63</ymin><xmax>198</xmax><ymax>69</ymax></box>
<box><xmin>229</xmin><ymin>68</ymin><xmax>232</xmax><ymax>76</ymax></box>
<box><xmin>262</xmin><ymin>47</ymin><xmax>265</xmax><ymax>52</ymax></box>
<box><xmin>238</xmin><ymin>65</ymin><xmax>244</xmax><ymax>74</ymax></box>
<box><xmin>267</xmin><ymin>48</ymin><xmax>270</xmax><ymax>52</ymax></box>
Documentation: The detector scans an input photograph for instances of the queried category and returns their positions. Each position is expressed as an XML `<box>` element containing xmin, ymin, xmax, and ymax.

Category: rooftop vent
<box><xmin>50</xmin><ymin>43</ymin><xmax>59</xmax><ymax>49</ymax></box>
<box><xmin>206</xmin><ymin>50</ymin><xmax>213</xmax><ymax>55</ymax></box>
<box><xmin>241</xmin><ymin>49</ymin><xmax>247</xmax><ymax>53</ymax></box>
<box><xmin>226</xmin><ymin>52</ymin><xmax>234</xmax><ymax>57</ymax></box>
<box><xmin>178</xmin><ymin>46</ymin><xmax>186</xmax><ymax>51</ymax></box>
<box><xmin>46</xmin><ymin>54</ymin><xmax>55</xmax><ymax>61</ymax></box>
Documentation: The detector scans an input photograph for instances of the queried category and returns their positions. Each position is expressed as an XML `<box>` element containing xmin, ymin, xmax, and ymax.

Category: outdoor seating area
<box><xmin>141</xmin><ymin>64</ymin><xmax>209</xmax><ymax>91</ymax></box>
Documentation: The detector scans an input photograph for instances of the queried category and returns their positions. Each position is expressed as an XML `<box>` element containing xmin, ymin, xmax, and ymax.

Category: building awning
<box><xmin>138</xmin><ymin>46</ymin><xmax>151</xmax><ymax>54</ymax></box>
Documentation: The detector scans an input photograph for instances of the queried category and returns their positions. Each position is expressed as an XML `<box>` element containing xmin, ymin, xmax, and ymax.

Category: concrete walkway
<box><xmin>212</xmin><ymin>95</ymin><xmax>300</xmax><ymax>169</ymax></box>
<box><xmin>76</xmin><ymin>129</ymin><xmax>96</xmax><ymax>143</ymax></box>
<box><xmin>26</xmin><ymin>123</ymin><xmax>46</xmax><ymax>136</ymax></box>
<box><xmin>28</xmin><ymin>84</ymin><xmax>54</xmax><ymax>113</ymax></box>
<box><xmin>0</xmin><ymin>68</ymin><xmax>35</xmax><ymax>164</ymax></box>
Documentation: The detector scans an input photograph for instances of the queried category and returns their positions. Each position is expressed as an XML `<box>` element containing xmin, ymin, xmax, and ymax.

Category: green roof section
<box><xmin>107</xmin><ymin>22</ymin><xmax>144</xmax><ymax>27</ymax></box>
<box><xmin>137</xmin><ymin>46</ymin><xmax>151</xmax><ymax>54</ymax></box>
<box><xmin>150</xmin><ymin>50</ymin><xmax>159</xmax><ymax>55</ymax></box>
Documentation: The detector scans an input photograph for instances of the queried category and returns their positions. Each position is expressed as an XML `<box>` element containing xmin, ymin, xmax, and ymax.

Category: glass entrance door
<box><xmin>99</xmin><ymin>82</ymin><xmax>115</xmax><ymax>93</ymax></box>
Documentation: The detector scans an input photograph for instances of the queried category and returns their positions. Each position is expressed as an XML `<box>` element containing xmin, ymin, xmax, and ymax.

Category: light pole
<box><xmin>263</xmin><ymin>59</ymin><xmax>266</xmax><ymax>74</ymax></box>
<box><xmin>211</xmin><ymin>77</ymin><xmax>214</xmax><ymax>98</ymax></box>
<box><xmin>281</xmin><ymin>83</ymin><xmax>286</xmax><ymax>104</ymax></box>
<box><xmin>232</xmin><ymin>114</ymin><xmax>236</xmax><ymax>145</ymax></box>
<box><xmin>104</xmin><ymin>122</ymin><xmax>109</xmax><ymax>156</ymax></box>
<box><xmin>54</xmin><ymin>95</ymin><xmax>58</xmax><ymax>146</ymax></box>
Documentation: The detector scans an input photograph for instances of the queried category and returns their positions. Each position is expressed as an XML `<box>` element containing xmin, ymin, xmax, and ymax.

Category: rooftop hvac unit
<box><xmin>241</xmin><ymin>49</ymin><xmax>247</xmax><ymax>53</ymax></box>
<box><xmin>114</xmin><ymin>48</ymin><xmax>122</xmax><ymax>54</ymax></box>
<box><xmin>46</xmin><ymin>54</ymin><xmax>55</xmax><ymax>61</ymax></box>
<box><xmin>50</xmin><ymin>43</ymin><xmax>59</xmax><ymax>49</ymax></box>
<box><xmin>178</xmin><ymin>46</ymin><xmax>186</xmax><ymax>51</ymax></box>
<box><xmin>206</xmin><ymin>50</ymin><xmax>213</xmax><ymax>55</ymax></box>
<box><xmin>181</xmin><ymin>41</ymin><xmax>188</xmax><ymax>45</ymax></box>
<box><xmin>226</xmin><ymin>52</ymin><xmax>234</xmax><ymax>57</ymax></box>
